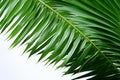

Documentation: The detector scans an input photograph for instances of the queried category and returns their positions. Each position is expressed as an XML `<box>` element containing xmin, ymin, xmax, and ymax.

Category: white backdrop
<box><xmin>0</xmin><ymin>33</ymin><xmax>92</xmax><ymax>80</ymax></box>
<box><xmin>0</xmin><ymin>34</ymin><xmax>72</xmax><ymax>80</ymax></box>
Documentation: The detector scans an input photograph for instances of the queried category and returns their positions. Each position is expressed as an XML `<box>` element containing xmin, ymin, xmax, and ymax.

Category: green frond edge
<box><xmin>39</xmin><ymin>0</ymin><xmax>119</xmax><ymax>73</ymax></box>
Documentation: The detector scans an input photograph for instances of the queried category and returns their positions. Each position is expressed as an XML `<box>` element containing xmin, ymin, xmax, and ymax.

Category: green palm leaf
<box><xmin>1</xmin><ymin>0</ymin><xmax>120</xmax><ymax>80</ymax></box>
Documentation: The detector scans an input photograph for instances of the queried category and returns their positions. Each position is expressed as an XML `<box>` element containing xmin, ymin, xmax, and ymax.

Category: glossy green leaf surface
<box><xmin>1</xmin><ymin>0</ymin><xmax>120</xmax><ymax>80</ymax></box>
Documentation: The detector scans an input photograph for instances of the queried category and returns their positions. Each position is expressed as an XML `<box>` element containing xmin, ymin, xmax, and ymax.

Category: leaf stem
<box><xmin>39</xmin><ymin>0</ymin><xmax>119</xmax><ymax>73</ymax></box>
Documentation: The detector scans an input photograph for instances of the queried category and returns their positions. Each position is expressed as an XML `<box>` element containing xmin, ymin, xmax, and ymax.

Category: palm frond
<box><xmin>1</xmin><ymin>0</ymin><xmax>120</xmax><ymax>80</ymax></box>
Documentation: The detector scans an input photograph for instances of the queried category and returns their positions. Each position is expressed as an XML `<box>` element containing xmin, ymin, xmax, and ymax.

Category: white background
<box><xmin>0</xmin><ymin>34</ymin><xmax>72</xmax><ymax>80</ymax></box>
<box><xmin>0</xmin><ymin>33</ymin><xmax>92</xmax><ymax>80</ymax></box>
